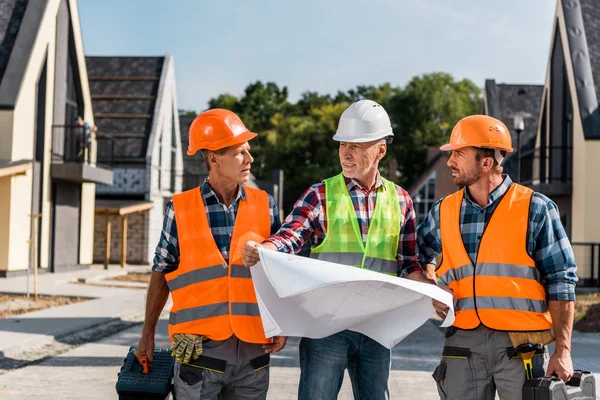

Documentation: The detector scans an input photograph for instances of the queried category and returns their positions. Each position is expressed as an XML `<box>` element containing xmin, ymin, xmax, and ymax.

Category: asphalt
<box><xmin>0</xmin><ymin>265</ymin><xmax>598</xmax><ymax>399</ymax></box>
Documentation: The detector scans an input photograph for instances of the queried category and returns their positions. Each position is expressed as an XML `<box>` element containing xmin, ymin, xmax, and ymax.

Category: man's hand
<box><xmin>134</xmin><ymin>333</ymin><xmax>155</xmax><ymax>366</ymax></box>
<box><xmin>263</xmin><ymin>336</ymin><xmax>287</xmax><ymax>354</ymax></box>
<box><xmin>547</xmin><ymin>349</ymin><xmax>574</xmax><ymax>382</ymax></box>
<box><xmin>242</xmin><ymin>241</ymin><xmax>277</xmax><ymax>268</ymax></box>
<box><xmin>432</xmin><ymin>286</ymin><xmax>453</xmax><ymax>319</ymax></box>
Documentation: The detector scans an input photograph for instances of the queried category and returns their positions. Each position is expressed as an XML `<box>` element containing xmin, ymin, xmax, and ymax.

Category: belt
<box><xmin>506</xmin><ymin>346</ymin><xmax>545</xmax><ymax>359</ymax></box>
<box><xmin>441</xmin><ymin>346</ymin><xmax>545</xmax><ymax>360</ymax></box>
<box><xmin>182</xmin><ymin>353</ymin><xmax>270</xmax><ymax>374</ymax></box>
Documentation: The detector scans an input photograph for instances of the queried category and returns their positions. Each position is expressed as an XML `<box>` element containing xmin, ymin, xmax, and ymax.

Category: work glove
<box><xmin>171</xmin><ymin>333</ymin><xmax>204</xmax><ymax>364</ymax></box>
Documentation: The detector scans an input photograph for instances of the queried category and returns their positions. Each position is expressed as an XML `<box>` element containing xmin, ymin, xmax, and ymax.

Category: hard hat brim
<box><xmin>439</xmin><ymin>143</ymin><xmax>513</xmax><ymax>152</ymax></box>
<box><xmin>187</xmin><ymin>130</ymin><xmax>257</xmax><ymax>155</ymax></box>
<box><xmin>333</xmin><ymin>131</ymin><xmax>393</xmax><ymax>143</ymax></box>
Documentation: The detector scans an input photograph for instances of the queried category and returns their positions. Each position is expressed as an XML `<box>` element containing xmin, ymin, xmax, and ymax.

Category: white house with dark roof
<box><xmin>526</xmin><ymin>0</ymin><xmax>600</xmax><ymax>286</ymax></box>
<box><xmin>0</xmin><ymin>0</ymin><xmax>112</xmax><ymax>276</ymax></box>
<box><xmin>87</xmin><ymin>55</ymin><xmax>183</xmax><ymax>266</ymax></box>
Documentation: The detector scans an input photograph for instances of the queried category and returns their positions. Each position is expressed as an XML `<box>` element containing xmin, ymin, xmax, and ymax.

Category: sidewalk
<box><xmin>0</xmin><ymin>264</ymin><xmax>151</xmax><ymax>359</ymax></box>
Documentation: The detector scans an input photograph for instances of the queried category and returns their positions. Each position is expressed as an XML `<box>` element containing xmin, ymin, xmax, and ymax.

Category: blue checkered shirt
<box><xmin>153</xmin><ymin>180</ymin><xmax>281</xmax><ymax>273</ymax></box>
<box><xmin>417</xmin><ymin>175</ymin><xmax>578</xmax><ymax>301</ymax></box>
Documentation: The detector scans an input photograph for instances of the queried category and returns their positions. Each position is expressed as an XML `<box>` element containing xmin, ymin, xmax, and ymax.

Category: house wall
<box><xmin>0</xmin><ymin>0</ymin><xmax>97</xmax><ymax>274</ymax></box>
<box><xmin>93</xmin><ymin>211</ymin><xmax>150</xmax><ymax>264</ymax></box>
<box><xmin>553</xmin><ymin>2</ymin><xmax>600</xmax><ymax>281</ymax></box>
<box><xmin>146</xmin><ymin>56</ymin><xmax>182</xmax><ymax>262</ymax></box>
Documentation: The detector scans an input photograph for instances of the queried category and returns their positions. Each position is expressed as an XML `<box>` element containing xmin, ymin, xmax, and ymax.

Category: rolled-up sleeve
<box><xmin>152</xmin><ymin>200</ymin><xmax>180</xmax><ymax>273</ymax></box>
<box><xmin>397</xmin><ymin>187</ymin><xmax>423</xmax><ymax>277</ymax></box>
<box><xmin>264</xmin><ymin>184</ymin><xmax>322</xmax><ymax>254</ymax></box>
<box><xmin>530</xmin><ymin>194</ymin><xmax>578</xmax><ymax>301</ymax></box>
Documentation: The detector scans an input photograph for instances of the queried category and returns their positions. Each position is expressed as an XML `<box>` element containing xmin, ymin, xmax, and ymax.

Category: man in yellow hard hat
<box><xmin>134</xmin><ymin>109</ymin><xmax>286</xmax><ymax>400</ymax></box>
<box><xmin>417</xmin><ymin>115</ymin><xmax>578</xmax><ymax>399</ymax></box>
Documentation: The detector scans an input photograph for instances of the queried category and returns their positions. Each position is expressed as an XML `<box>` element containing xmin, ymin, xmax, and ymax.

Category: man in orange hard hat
<box><xmin>417</xmin><ymin>115</ymin><xmax>578</xmax><ymax>399</ymax></box>
<box><xmin>134</xmin><ymin>109</ymin><xmax>286</xmax><ymax>400</ymax></box>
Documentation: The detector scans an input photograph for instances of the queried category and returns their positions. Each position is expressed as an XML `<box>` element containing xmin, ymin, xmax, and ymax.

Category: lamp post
<box><xmin>513</xmin><ymin>115</ymin><xmax>524</xmax><ymax>183</ymax></box>
<box><xmin>509</xmin><ymin>112</ymin><xmax>532</xmax><ymax>183</ymax></box>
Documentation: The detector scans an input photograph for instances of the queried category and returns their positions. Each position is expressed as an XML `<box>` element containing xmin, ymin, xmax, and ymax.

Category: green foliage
<box><xmin>205</xmin><ymin>74</ymin><xmax>482</xmax><ymax>212</ymax></box>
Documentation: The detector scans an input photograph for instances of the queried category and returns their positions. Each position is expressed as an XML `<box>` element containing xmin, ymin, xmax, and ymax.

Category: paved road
<box><xmin>0</xmin><ymin>317</ymin><xmax>597</xmax><ymax>399</ymax></box>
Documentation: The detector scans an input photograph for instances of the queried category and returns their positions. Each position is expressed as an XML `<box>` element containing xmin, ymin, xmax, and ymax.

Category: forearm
<box><xmin>548</xmin><ymin>300</ymin><xmax>574</xmax><ymax>353</ymax></box>
<box><xmin>141</xmin><ymin>271</ymin><xmax>170</xmax><ymax>336</ymax></box>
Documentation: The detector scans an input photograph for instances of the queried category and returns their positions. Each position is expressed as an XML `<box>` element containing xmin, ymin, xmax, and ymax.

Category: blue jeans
<box><xmin>298</xmin><ymin>330</ymin><xmax>391</xmax><ymax>400</ymax></box>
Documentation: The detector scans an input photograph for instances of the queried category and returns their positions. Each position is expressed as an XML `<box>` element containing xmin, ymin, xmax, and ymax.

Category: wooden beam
<box><xmin>104</xmin><ymin>213</ymin><xmax>111</xmax><ymax>270</ymax></box>
<box><xmin>94</xmin><ymin>113</ymin><xmax>152</xmax><ymax>119</ymax></box>
<box><xmin>120</xmin><ymin>215</ymin><xmax>127</xmax><ymax>268</ymax></box>
<box><xmin>91</xmin><ymin>94</ymin><xmax>156</xmax><ymax>100</ymax></box>
<box><xmin>87</xmin><ymin>76</ymin><xmax>159</xmax><ymax>81</ymax></box>
<box><xmin>0</xmin><ymin>162</ymin><xmax>32</xmax><ymax>178</ymax></box>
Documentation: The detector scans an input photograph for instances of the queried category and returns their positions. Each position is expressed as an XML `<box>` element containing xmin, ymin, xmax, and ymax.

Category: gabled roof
<box><xmin>560</xmin><ymin>0</ymin><xmax>600</xmax><ymax>138</ymax></box>
<box><xmin>0</xmin><ymin>0</ymin><xmax>47</xmax><ymax>109</ymax></box>
<box><xmin>0</xmin><ymin>0</ymin><xmax>27</xmax><ymax>83</ymax></box>
<box><xmin>484</xmin><ymin>80</ymin><xmax>543</xmax><ymax>179</ymax></box>
<box><xmin>579</xmin><ymin>0</ymin><xmax>600</xmax><ymax>104</ymax></box>
<box><xmin>86</xmin><ymin>56</ymin><xmax>165</xmax><ymax>160</ymax></box>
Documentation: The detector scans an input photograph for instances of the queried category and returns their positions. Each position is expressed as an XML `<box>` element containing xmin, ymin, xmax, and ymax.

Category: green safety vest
<box><xmin>310</xmin><ymin>173</ymin><xmax>402</xmax><ymax>275</ymax></box>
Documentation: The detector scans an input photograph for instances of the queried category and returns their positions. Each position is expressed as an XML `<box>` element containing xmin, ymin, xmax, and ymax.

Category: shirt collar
<box><xmin>464</xmin><ymin>174</ymin><xmax>512</xmax><ymax>207</ymax></box>
<box><xmin>201</xmin><ymin>178</ymin><xmax>246</xmax><ymax>203</ymax></box>
<box><xmin>343</xmin><ymin>172</ymin><xmax>385</xmax><ymax>192</ymax></box>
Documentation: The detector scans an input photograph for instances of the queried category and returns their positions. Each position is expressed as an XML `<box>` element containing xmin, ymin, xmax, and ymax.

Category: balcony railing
<box><xmin>572</xmin><ymin>242</ymin><xmax>600</xmax><ymax>288</ymax></box>
<box><xmin>519</xmin><ymin>145</ymin><xmax>572</xmax><ymax>186</ymax></box>
<box><xmin>51</xmin><ymin>125</ymin><xmax>92</xmax><ymax>164</ymax></box>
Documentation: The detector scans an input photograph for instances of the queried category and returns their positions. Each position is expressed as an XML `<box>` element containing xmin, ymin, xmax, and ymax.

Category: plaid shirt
<box><xmin>417</xmin><ymin>175</ymin><xmax>578</xmax><ymax>301</ymax></box>
<box><xmin>265</xmin><ymin>174</ymin><xmax>422</xmax><ymax>277</ymax></box>
<box><xmin>153</xmin><ymin>179</ymin><xmax>281</xmax><ymax>273</ymax></box>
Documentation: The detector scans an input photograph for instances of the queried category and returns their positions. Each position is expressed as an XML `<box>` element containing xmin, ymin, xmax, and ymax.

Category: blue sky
<box><xmin>78</xmin><ymin>0</ymin><xmax>556</xmax><ymax>112</ymax></box>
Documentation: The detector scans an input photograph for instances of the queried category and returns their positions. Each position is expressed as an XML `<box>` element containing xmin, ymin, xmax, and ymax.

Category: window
<box><xmin>413</xmin><ymin>171</ymin><xmax>436</xmax><ymax>224</ymax></box>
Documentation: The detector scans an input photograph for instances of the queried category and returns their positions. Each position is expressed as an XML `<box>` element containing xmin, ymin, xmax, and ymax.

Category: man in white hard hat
<box><xmin>242</xmin><ymin>100</ymin><xmax>436</xmax><ymax>399</ymax></box>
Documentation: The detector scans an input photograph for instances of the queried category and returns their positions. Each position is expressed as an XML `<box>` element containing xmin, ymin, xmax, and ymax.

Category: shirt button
<box><xmin>477</xmin><ymin>235</ymin><xmax>482</xmax><ymax>240</ymax></box>
<box><xmin>479</xmin><ymin>209</ymin><xmax>484</xmax><ymax>214</ymax></box>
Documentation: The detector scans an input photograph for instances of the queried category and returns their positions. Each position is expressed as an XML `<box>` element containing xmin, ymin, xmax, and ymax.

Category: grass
<box><xmin>574</xmin><ymin>292</ymin><xmax>600</xmax><ymax>332</ymax></box>
<box><xmin>104</xmin><ymin>272</ymin><xmax>152</xmax><ymax>284</ymax></box>
<box><xmin>0</xmin><ymin>294</ymin><xmax>88</xmax><ymax>319</ymax></box>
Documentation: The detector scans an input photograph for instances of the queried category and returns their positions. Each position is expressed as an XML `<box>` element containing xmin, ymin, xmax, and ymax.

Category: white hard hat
<box><xmin>333</xmin><ymin>99</ymin><xmax>393</xmax><ymax>143</ymax></box>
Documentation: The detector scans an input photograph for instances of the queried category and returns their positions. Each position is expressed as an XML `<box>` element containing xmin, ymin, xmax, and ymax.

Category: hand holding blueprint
<box><xmin>250</xmin><ymin>248</ymin><xmax>455</xmax><ymax>349</ymax></box>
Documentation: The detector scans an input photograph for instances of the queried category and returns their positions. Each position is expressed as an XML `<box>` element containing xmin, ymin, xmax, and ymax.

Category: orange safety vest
<box><xmin>166</xmin><ymin>185</ymin><xmax>271</xmax><ymax>344</ymax></box>
<box><xmin>437</xmin><ymin>183</ymin><xmax>552</xmax><ymax>331</ymax></box>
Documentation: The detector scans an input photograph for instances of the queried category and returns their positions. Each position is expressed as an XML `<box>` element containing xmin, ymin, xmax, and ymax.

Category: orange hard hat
<box><xmin>187</xmin><ymin>109</ymin><xmax>257</xmax><ymax>155</ymax></box>
<box><xmin>440</xmin><ymin>115</ymin><xmax>513</xmax><ymax>152</ymax></box>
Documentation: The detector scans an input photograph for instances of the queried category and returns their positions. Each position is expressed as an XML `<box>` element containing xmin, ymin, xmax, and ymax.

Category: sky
<box><xmin>78</xmin><ymin>0</ymin><xmax>557</xmax><ymax>112</ymax></box>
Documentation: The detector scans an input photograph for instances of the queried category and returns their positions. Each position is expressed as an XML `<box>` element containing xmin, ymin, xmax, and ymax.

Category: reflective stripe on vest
<box><xmin>166</xmin><ymin>185</ymin><xmax>271</xmax><ymax>343</ymax></box>
<box><xmin>311</xmin><ymin>173</ymin><xmax>401</xmax><ymax>275</ymax></box>
<box><xmin>437</xmin><ymin>183</ymin><xmax>552</xmax><ymax>331</ymax></box>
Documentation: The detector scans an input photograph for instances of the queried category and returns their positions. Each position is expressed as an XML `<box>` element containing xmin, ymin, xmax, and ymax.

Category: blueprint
<box><xmin>250</xmin><ymin>248</ymin><xmax>455</xmax><ymax>349</ymax></box>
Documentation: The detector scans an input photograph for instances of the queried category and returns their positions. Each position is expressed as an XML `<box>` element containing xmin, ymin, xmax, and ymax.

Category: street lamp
<box><xmin>509</xmin><ymin>112</ymin><xmax>532</xmax><ymax>183</ymax></box>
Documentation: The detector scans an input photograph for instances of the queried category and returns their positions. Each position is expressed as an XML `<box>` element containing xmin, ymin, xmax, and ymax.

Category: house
<box><xmin>408</xmin><ymin>148</ymin><xmax>456</xmax><ymax>225</ymax></box>
<box><xmin>525</xmin><ymin>0</ymin><xmax>600</xmax><ymax>286</ymax></box>
<box><xmin>483</xmin><ymin>80</ymin><xmax>544</xmax><ymax>184</ymax></box>
<box><xmin>87</xmin><ymin>55</ymin><xmax>183</xmax><ymax>266</ymax></box>
<box><xmin>0</xmin><ymin>0</ymin><xmax>112</xmax><ymax>276</ymax></box>
<box><xmin>179</xmin><ymin>113</ymin><xmax>208</xmax><ymax>191</ymax></box>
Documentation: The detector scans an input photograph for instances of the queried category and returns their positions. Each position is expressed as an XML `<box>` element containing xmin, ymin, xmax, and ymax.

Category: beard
<box><xmin>451</xmin><ymin>165</ymin><xmax>482</xmax><ymax>187</ymax></box>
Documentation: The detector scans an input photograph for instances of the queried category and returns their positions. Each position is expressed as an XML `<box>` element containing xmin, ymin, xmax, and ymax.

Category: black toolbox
<box><xmin>116</xmin><ymin>346</ymin><xmax>175</xmax><ymax>400</ymax></box>
<box><xmin>522</xmin><ymin>370</ymin><xmax>596</xmax><ymax>400</ymax></box>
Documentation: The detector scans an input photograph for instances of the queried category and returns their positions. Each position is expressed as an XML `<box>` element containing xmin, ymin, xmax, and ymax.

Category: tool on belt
<box><xmin>508</xmin><ymin>330</ymin><xmax>554</xmax><ymax>379</ymax></box>
<box><xmin>171</xmin><ymin>333</ymin><xmax>205</xmax><ymax>364</ymax></box>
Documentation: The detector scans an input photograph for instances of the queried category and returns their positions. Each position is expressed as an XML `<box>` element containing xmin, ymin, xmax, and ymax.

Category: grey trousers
<box><xmin>174</xmin><ymin>360</ymin><xmax>269</xmax><ymax>400</ymax></box>
<box><xmin>174</xmin><ymin>335</ymin><xmax>269</xmax><ymax>400</ymax></box>
<box><xmin>432</xmin><ymin>326</ymin><xmax>548</xmax><ymax>400</ymax></box>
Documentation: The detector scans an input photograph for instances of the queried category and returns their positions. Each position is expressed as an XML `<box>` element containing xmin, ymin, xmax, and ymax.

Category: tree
<box><xmin>387</xmin><ymin>73</ymin><xmax>482</xmax><ymax>188</ymax></box>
